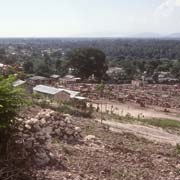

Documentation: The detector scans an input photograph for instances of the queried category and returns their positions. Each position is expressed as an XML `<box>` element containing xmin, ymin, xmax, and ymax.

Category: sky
<box><xmin>0</xmin><ymin>0</ymin><xmax>180</xmax><ymax>37</ymax></box>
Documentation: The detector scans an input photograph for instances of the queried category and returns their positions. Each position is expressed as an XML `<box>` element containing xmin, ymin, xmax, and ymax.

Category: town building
<box><xmin>33</xmin><ymin>85</ymin><xmax>83</xmax><ymax>102</ymax></box>
<box><xmin>13</xmin><ymin>79</ymin><xmax>26</xmax><ymax>87</ymax></box>
<box><xmin>33</xmin><ymin>85</ymin><xmax>70</xmax><ymax>102</ymax></box>
<box><xmin>28</xmin><ymin>76</ymin><xmax>49</xmax><ymax>86</ymax></box>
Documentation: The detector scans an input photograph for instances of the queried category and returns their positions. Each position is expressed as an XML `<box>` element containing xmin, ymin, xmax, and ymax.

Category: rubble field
<box><xmin>69</xmin><ymin>83</ymin><xmax>180</xmax><ymax>110</ymax></box>
<box><xmin>16</xmin><ymin>106</ymin><xmax>180</xmax><ymax>180</ymax></box>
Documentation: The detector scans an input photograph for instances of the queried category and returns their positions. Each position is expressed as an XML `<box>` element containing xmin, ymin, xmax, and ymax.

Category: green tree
<box><xmin>67</xmin><ymin>48</ymin><xmax>108</xmax><ymax>81</ymax></box>
<box><xmin>0</xmin><ymin>76</ymin><xmax>25</xmax><ymax>128</ymax></box>
<box><xmin>23</xmin><ymin>61</ymin><xmax>34</xmax><ymax>74</ymax></box>
<box><xmin>171</xmin><ymin>60</ymin><xmax>180</xmax><ymax>78</ymax></box>
<box><xmin>55</xmin><ymin>58</ymin><xmax>69</xmax><ymax>76</ymax></box>
<box><xmin>123</xmin><ymin>61</ymin><xmax>137</xmax><ymax>80</ymax></box>
<box><xmin>0</xmin><ymin>76</ymin><xmax>26</xmax><ymax>155</ymax></box>
<box><xmin>55</xmin><ymin>59</ymin><xmax>62</xmax><ymax>71</ymax></box>
<box><xmin>36</xmin><ymin>63</ymin><xmax>52</xmax><ymax>77</ymax></box>
<box><xmin>96</xmin><ymin>82</ymin><xmax>105</xmax><ymax>97</ymax></box>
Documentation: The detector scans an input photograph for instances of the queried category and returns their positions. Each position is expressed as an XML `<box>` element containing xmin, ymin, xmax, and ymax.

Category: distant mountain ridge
<box><xmin>132</xmin><ymin>32</ymin><xmax>161</xmax><ymax>38</ymax></box>
<box><xmin>167</xmin><ymin>33</ymin><xmax>180</xmax><ymax>38</ymax></box>
<box><xmin>128</xmin><ymin>32</ymin><xmax>180</xmax><ymax>39</ymax></box>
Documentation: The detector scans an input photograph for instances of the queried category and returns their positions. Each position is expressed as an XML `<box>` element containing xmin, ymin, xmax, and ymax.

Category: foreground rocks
<box><xmin>2</xmin><ymin>107</ymin><xmax>180</xmax><ymax>180</ymax></box>
<box><xmin>17</xmin><ymin>109</ymin><xmax>82</xmax><ymax>167</ymax></box>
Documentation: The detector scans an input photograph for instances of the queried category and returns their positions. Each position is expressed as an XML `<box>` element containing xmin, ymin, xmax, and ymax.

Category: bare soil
<box><xmin>95</xmin><ymin>119</ymin><xmax>180</xmax><ymax>146</ymax></box>
<box><xmin>92</xmin><ymin>101</ymin><xmax>180</xmax><ymax>121</ymax></box>
<box><xmin>35</xmin><ymin>116</ymin><xmax>180</xmax><ymax>180</ymax></box>
<box><xmin>18</xmin><ymin>106</ymin><xmax>180</xmax><ymax>180</ymax></box>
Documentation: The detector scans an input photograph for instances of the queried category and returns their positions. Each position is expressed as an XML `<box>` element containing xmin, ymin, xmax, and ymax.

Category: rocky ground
<box><xmin>2</xmin><ymin>106</ymin><xmax>180</xmax><ymax>180</ymax></box>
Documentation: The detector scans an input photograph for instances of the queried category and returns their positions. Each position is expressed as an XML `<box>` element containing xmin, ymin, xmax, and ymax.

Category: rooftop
<box><xmin>50</xmin><ymin>74</ymin><xmax>60</xmax><ymax>79</ymax></box>
<box><xmin>29</xmin><ymin>76</ymin><xmax>48</xmax><ymax>81</ymax></box>
<box><xmin>13</xmin><ymin>80</ymin><xmax>26</xmax><ymax>87</ymax></box>
<box><xmin>0</xmin><ymin>63</ymin><xmax>4</xmax><ymax>67</ymax></box>
<box><xmin>73</xmin><ymin>96</ymin><xmax>87</xmax><ymax>100</ymax></box>
<box><xmin>59</xmin><ymin>88</ymin><xmax>80</xmax><ymax>98</ymax></box>
<box><xmin>33</xmin><ymin>85</ymin><xmax>61</xmax><ymax>95</ymax></box>
<box><xmin>33</xmin><ymin>85</ymin><xmax>80</xmax><ymax>97</ymax></box>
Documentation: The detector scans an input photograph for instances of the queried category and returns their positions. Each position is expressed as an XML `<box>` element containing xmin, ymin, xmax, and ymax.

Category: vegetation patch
<box><xmin>101</xmin><ymin>112</ymin><xmax>180</xmax><ymax>129</ymax></box>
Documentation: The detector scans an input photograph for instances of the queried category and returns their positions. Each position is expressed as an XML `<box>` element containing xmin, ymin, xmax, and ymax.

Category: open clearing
<box><xmin>95</xmin><ymin>119</ymin><xmax>180</xmax><ymax>146</ymax></box>
<box><xmin>92</xmin><ymin>101</ymin><xmax>180</xmax><ymax>121</ymax></box>
<box><xmin>37</xmin><ymin>114</ymin><xmax>180</xmax><ymax>180</ymax></box>
<box><xmin>92</xmin><ymin>100</ymin><xmax>180</xmax><ymax>146</ymax></box>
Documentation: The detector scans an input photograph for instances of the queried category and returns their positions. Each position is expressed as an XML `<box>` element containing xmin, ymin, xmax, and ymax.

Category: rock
<box><xmin>43</xmin><ymin>127</ymin><xmax>53</xmax><ymax>134</ymax></box>
<box><xmin>74</xmin><ymin>176</ymin><xmax>81</xmax><ymax>180</ymax></box>
<box><xmin>17</xmin><ymin>109</ymin><xmax>83</xmax><ymax>168</ymax></box>
<box><xmin>33</xmin><ymin>123</ymin><xmax>41</xmax><ymax>131</ymax></box>
<box><xmin>25</xmin><ymin>124</ymin><xmax>31</xmax><ymax>130</ymax></box>
<box><xmin>24</xmin><ymin>138</ymin><xmax>34</xmax><ymax>149</ymax></box>
<box><xmin>65</xmin><ymin>127</ymin><xmax>74</xmax><ymax>135</ymax></box>
<box><xmin>176</xmin><ymin>164</ymin><xmax>180</xmax><ymax>169</ymax></box>
<box><xmin>64</xmin><ymin>114</ymin><xmax>72</xmax><ymax>123</ymax></box>
<box><xmin>63</xmin><ymin>135</ymin><xmax>68</xmax><ymax>140</ymax></box>
<box><xmin>54</xmin><ymin>128</ymin><xmax>61</xmax><ymax>135</ymax></box>
<box><xmin>18</xmin><ymin>118</ymin><xmax>24</xmax><ymax>122</ymax></box>
<box><xmin>40</xmin><ymin>118</ymin><xmax>46</xmax><ymax>125</ymax></box>
<box><xmin>35</xmin><ymin>150</ymin><xmax>50</xmax><ymax>166</ymax></box>
<box><xmin>27</xmin><ymin>118</ymin><xmax>38</xmax><ymax>125</ymax></box>
<box><xmin>49</xmin><ymin>152</ymin><xmax>55</xmax><ymax>159</ymax></box>
<box><xmin>59</xmin><ymin>121</ymin><xmax>66</xmax><ymax>127</ymax></box>
<box><xmin>75</xmin><ymin>127</ymin><xmax>81</xmax><ymax>133</ymax></box>
<box><xmin>84</xmin><ymin>135</ymin><xmax>96</xmax><ymax>141</ymax></box>
<box><xmin>68</xmin><ymin>135</ymin><xmax>75</xmax><ymax>142</ymax></box>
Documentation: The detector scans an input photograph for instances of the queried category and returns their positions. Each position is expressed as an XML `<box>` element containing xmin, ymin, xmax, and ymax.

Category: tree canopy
<box><xmin>23</xmin><ymin>61</ymin><xmax>34</xmax><ymax>74</ymax></box>
<box><xmin>0</xmin><ymin>76</ymin><xmax>26</xmax><ymax>128</ymax></box>
<box><xmin>67</xmin><ymin>48</ymin><xmax>108</xmax><ymax>81</ymax></box>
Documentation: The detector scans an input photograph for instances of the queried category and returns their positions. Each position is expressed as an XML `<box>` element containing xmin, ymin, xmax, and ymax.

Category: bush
<box><xmin>55</xmin><ymin>104</ymin><xmax>92</xmax><ymax>118</ymax></box>
<box><xmin>0</xmin><ymin>76</ymin><xmax>26</xmax><ymax>155</ymax></box>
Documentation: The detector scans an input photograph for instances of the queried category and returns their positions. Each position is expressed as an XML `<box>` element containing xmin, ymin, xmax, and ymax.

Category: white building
<box><xmin>33</xmin><ymin>85</ymin><xmax>82</xmax><ymax>102</ymax></box>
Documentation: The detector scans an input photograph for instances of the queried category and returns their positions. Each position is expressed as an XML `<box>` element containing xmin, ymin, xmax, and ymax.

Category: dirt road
<box><xmin>92</xmin><ymin>101</ymin><xmax>180</xmax><ymax>121</ymax></box>
<box><xmin>96</xmin><ymin>119</ymin><xmax>180</xmax><ymax>146</ymax></box>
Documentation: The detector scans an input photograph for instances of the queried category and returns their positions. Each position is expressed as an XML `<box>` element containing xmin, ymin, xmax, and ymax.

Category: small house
<box><xmin>50</xmin><ymin>74</ymin><xmax>60</xmax><ymax>80</ymax></box>
<box><xmin>33</xmin><ymin>85</ymin><xmax>71</xmax><ymax>102</ymax></box>
<box><xmin>59</xmin><ymin>75</ymin><xmax>81</xmax><ymax>85</ymax></box>
<box><xmin>50</xmin><ymin>74</ymin><xmax>60</xmax><ymax>85</ymax></box>
<box><xmin>13</xmin><ymin>79</ymin><xmax>26</xmax><ymax>87</ymax></box>
<box><xmin>28</xmin><ymin>76</ymin><xmax>49</xmax><ymax>86</ymax></box>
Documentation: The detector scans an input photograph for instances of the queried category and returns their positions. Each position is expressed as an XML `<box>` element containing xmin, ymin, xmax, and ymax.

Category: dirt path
<box><xmin>95</xmin><ymin>119</ymin><xmax>180</xmax><ymax>146</ymax></box>
<box><xmin>92</xmin><ymin>101</ymin><xmax>180</xmax><ymax>121</ymax></box>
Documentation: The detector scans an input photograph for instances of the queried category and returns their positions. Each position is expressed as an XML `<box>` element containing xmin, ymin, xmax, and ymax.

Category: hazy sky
<box><xmin>0</xmin><ymin>0</ymin><xmax>180</xmax><ymax>37</ymax></box>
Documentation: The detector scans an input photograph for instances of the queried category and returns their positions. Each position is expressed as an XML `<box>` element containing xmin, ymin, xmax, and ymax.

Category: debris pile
<box><xmin>17</xmin><ymin>109</ymin><xmax>82</xmax><ymax>167</ymax></box>
<box><xmin>71</xmin><ymin>83</ymin><xmax>180</xmax><ymax>109</ymax></box>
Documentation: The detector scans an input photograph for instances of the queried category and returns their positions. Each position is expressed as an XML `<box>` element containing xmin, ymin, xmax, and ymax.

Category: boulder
<box><xmin>84</xmin><ymin>135</ymin><xmax>96</xmax><ymax>141</ymax></box>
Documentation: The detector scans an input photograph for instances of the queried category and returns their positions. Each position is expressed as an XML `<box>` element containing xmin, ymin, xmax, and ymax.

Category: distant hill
<box><xmin>127</xmin><ymin>32</ymin><xmax>180</xmax><ymax>39</ymax></box>
<box><xmin>130</xmin><ymin>32</ymin><xmax>161</xmax><ymax>39</ymax></box>
<box><xmin>167</xmin><ymin>33</ymin><xmax>180</xmax><ymax>39</ymax></box>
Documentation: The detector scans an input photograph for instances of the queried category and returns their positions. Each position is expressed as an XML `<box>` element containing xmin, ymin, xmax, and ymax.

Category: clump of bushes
<box><xmin>0</xmin><ymin>76</ymin><xmax>31</xmax><ymax>180</ymax></box>
<box><xmin>0</xmin><ymin>76</ymin><xmax>26</xmax><ymax>154</ymax></box>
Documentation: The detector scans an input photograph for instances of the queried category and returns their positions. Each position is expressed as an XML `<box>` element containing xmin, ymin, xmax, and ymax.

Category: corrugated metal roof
<box><xmin>13</xmin><ymin>80</ymin><xmax>26</xmax><ymax>87</ymax></box>
<box><xmin>64</xmin><ymin>75</ymin><xmax>75</xmax><ymax>79</ymax></box>
<box><xmin>0</xmin><ymin>63</ymin><xmax>4</xmax><ymax>67</ymax></box>
<box><xmin>33</xmin><ymin>85</ymin><xmax>61</xmax><ymax>95</ymax></box>
<box><xmin>50</xmin><ymin>74</ymin><xmax>60</xmax><ymax>78</ymax></box>
<box><xmin>33</xmin><ymin>85</ymin><xmax>80</xmax><ymax>97</ymax></box>
<box><xmin>58</xmin><ymin>88</ymin><xmax>79</xmax><ymax>98</ymax></box>
<box><xmin>29</xmin><ymin>76</ymin><xmax>48</xmax><ymax>81</ymax></box>
<box><xmin>74</xmin><ymin>96</ymin><xmax>87</xmax><ymax>100</ymax></box>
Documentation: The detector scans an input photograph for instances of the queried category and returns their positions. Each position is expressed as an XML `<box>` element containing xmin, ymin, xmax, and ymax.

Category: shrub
<box><xmin>0</xmin><ymin>75</ymin><xmax>26</xmax><ymax>155</ymax></box>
